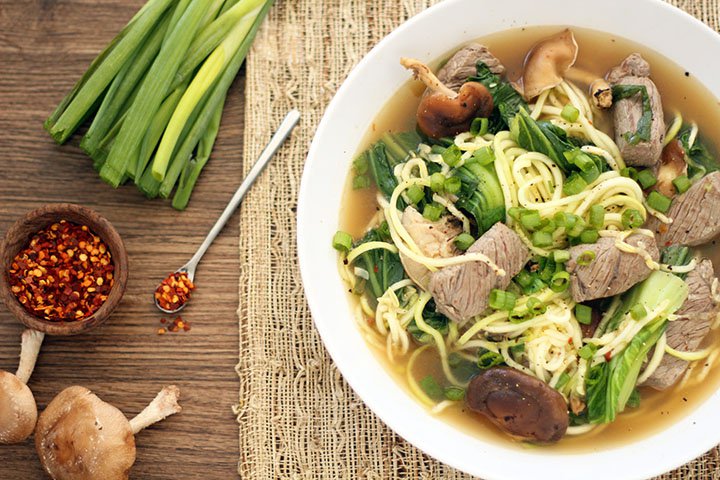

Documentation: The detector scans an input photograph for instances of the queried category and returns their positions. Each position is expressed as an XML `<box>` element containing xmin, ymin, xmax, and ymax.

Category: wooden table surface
<box><xmin>0</xmin><ymin>1</ymin><xmax>245</xmax><ymax>478</ymax></box>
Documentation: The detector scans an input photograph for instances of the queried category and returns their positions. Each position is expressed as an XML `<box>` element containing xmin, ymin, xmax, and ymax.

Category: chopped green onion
<box><xmin>471</xmin><ymin>146</ymin><xmax>495</xmax><ymax>166</ymax></box>
<box><xmin>332</xmin><ymin>231</ymin><xmax>353</xmax><ymax>252</ymax></box>
<box><xmin>510</xmin><ymin>342</ymin><xmax>525</xmax><ymax>355</ymax></box>
<box><xmin>419</xmin><ymin>375</ymin><xmax>444</xmax><ymax>400</ymax></box>
<box><xmin>577</xmin><ymin>250</ymin><xmax>596</xmax><ymax>266</ymax></box>
<box><xmin>353</xmin><ymin>154</ymin><xmax>369</xmax><ymax>175</ymax></box>
<box><xmin>550</xmin><ymin>271</ymin><xmax>570</xmax><ymax>292</ymax></box>
<box><xmin>553</xmin><ymin>249</ymin><xmax>570</xmax><ymax>263</ymax></box>
<box><xmin>575</xmin><ymin>304</ymin><xmax>593</xmax><ymax>325</ymax></box>
<box><xmin>444</xmin><ymin>386</ymin><xmax>465</xmax><ymax>401</ymax></box>
<box><xmin>526</xmin><ymin>278</ymin><xmax>547</xmax><ymax>294</ymax></box>
<box><xmin>555</xmin><ymin>372</ymin><xmax>571</xmax><ymax>390</ymax></box>
<box><xmin>636</xmin><ymin>169</ymin><xmax>657</xmax><ymax>189</ymax></box>
<box><xmin>566</xmin><ymin>216</ymin><xmax>586</xmax><ymax>238</ymax></box>
<box><xmin>527</xmin><ymin>297</ymin><xmax>547</xmax><ymax>315</ymax></box>
<box><xmin>647</xmin><ymin>190</ymin><xmax>672</xmax><ymax>213</ymax></box>
<box><xmin>672</xmin><ymin>174</ymin><xmax>692</xmax><ymax>194</ymax></box>
<box><xmin>620</xmin><ymin>167</ymin><xmax>638</xmax><ymax>180</ymax></box>
<box><xmin>422</xmin><ymin>202</ymin><xmax>445</xmax><ymax>221</ymax></box>
<box><xmin>478</xmin><ymin>350</ymin><xmax>505</xmax><ymax>369</ymax></box>
<box><xmin>444</xmin><ymin>176</ymin><xmax>462</xmax><ymax>194</ymax></box>
<box><xmin>630</xmin><ymin>304</ymin><xmax>647</xmax><ymax>320</ymax></box>
<box><xmin>566</xmin><ymin>150</ymin><xmax>594</xmax><ymax>173</ymax></box>
<box><xmin>470</xmin><ymin>117</ymin><xmax>489</xmax><ymax>136</ymax></box>
<box><xmin>442</xmin><ymin>145</ymin><xmax>462</xmax><ymax>167</ymax></box>
<box><xmin>554</xmin><ymin>211</ymin><xmax>578</xmax><ymax>229</ymax></box>
<box><xmin>561</xmin><ymin>104</ymin><xmax>580</xmax><ymax>122</ymax></box>
<box><xmin>589</xmin><ymin>205</ymin><xmax>605</xmax><ymax>230</ymax></box>
<box><xmin>406</xmin><ymin>184</ymin><xmax>425</xmax><ymax>204</ymax></box>
<box><xmin>430</xmin><ymin>172</ymin><xmax>446</xmax><ymax>193</ymax></box>
<box><xmin>540</xmin><ymin>218</ymin><xmax>556</xmax><ymax>233</ymax></box>
<box><xmin>353</xmin><ymin>175</ymin><xmax>370</xmax><ymax>190</ymax></box>
<box><xmin>509</xmin><ymin>310</ymin><xmax>528</xmax><ymax>323</ymax></box>
<box><xmin>515</xmin><ymin>270</ymin><xmax>534</xmax><ymax>288</ymax></box>
<box><xmin>520</xmin><ymin>211</ymin><xmax>542</xmax><ymax>231</ymax></box>
<box><xmin>454</xmin><ymin>233</ymin><xmax>475</xmax><ymax>251</ymax></box>
<box><xmin>489</xmin><ymin>289</ymin><xmax>518</xmax><ymax>311</ymax></box>
<box><xmin>578</xmin><ymin>344</ymin><xmax>598</xmax><ymax>360</ymax></box>
<box><xmin>580</xmin><ymin>228</ymin><xmax>599</xmax><ymax>244</ymax></box>
<box><xmin>621</xmin><ymin>208</ymin><xmax>644</xmax><ymax>229</ymax></box>
<box><xmin>509</xmin><ymin>207</ymin><xmax>531</xmax><ymax>221</ymax></box>
<box><xmin>563</xmin><ymin>173</ymin><xmax>588</xmax><ymax>196</ymax></box>
<box><xmin>532</xmin><ymin>231</ymin><xmax>553</xmax><ymax>248</ymax></box>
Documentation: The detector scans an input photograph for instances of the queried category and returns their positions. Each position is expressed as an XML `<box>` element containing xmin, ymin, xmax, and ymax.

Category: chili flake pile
<box><xmin>8</xmin><ymin>220</ymin><xmax>114</xmax><ymax>321</ymax></box>
<box><xmin>154</xmin><ymin>271</ymin><xmax>195</xmax><ymax>311</ymax></box>
<box><xmin>157</xmin><ymin>316</ymin><xmax>192</xmax><ymax>335</ymax></box>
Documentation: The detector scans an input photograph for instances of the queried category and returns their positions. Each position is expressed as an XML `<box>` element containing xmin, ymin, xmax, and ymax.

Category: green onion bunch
<box><xmin>45</xmin><ymin>0</ymin><xmax>274</xmax><ymax>210</ymax></box>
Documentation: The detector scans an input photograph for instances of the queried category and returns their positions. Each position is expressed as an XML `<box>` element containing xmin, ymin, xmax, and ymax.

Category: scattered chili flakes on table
<box><xmin>157</xmin><ymin>316</ymin><xmax>191</xmax><ymax>335</ymax></box>
<box><xmin>154</xmin><ymin>271</ymin><xmax>195</xmax><ymax>311</ymax></box>
<box><xmin>8</xmin><ymin>220</ymin><xmax>114</xmax><ymax>322</ymax></box>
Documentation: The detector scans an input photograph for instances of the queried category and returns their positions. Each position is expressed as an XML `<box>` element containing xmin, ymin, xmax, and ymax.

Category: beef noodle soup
<box><xmin>333</xmin><ymin>26</ymin><xmax>720</xmax><ymax>449</ymax></box>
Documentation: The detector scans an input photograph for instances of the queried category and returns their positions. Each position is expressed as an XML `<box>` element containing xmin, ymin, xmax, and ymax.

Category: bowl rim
<box><xmin>298</xmin><ymin>0</ymin><xmax>720</xmax><ymax>478</ymax></box>
<box><xmin>0</xmin><ymin>203</ymin><xmax>128</xmax><ymax>336</ymax></box>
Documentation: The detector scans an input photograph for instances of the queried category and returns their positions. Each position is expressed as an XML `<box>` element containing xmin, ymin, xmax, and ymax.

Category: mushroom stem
<box><xmin>400</xmin><ymin>57</ymin><xmax>458</xmax><ymax>98</ymax></box>
<box><xmin>15</xmin><ymin>329</ymin><xmax>44</xmax><ymax>384</ymax></box>
<box><xmin>129</xmin><ymin>385</ymin><xmax>182</xmax><ymax>434</ymax></box>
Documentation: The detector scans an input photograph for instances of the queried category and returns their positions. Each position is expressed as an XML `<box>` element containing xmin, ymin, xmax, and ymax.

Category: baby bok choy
<box><xmin>585</xmin><ymin>271</ymin><xmax>688</xmax><ymax>424</ymax></box>
<box><xmin>44</xmin><ymin>0</ymin><xmax>275</xmax><ymax>210</ymax></box>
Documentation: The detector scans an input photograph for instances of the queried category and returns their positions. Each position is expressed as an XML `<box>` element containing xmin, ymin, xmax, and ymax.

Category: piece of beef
<box><xmin>466</xmin><ymin>367</ymin><xmax>569</xmax><ymax>443</ymax></box>
<box><xmin>399</xmin><ymin>207</ymin><xmax>462</xmax><ymax>290</ymax></box>
<box><xmin>643</xmin><ymin>259</ymin><xmax>719</xmax><ymax>390</ymax></box>
<box><xmin>437</xmin><ymin>43</ymin><xmax>505</xmax><ymax>92</ymax></box>
<box><xmin>428</xmin><ymin>223</ymin><xmax>529</xmax><ymax>323</ymax></box>
<box><xmin>567</xmin><ymin>234</ymin><xmax>659</xmax><ymax>302</ymax></box>
<box><xmin>650</xmin><ymin>171</ymin><xmax>720</xmax><ymax>247</ymax></box>
<box><xmin>607</xmin><ymin>53</ymin><xmax>665</xmax><ymax>168</ymax></box>
<box><xmin>606</xmin><ymin>53</ymin><xmax>651</xmax><ymax>83</ymax></box>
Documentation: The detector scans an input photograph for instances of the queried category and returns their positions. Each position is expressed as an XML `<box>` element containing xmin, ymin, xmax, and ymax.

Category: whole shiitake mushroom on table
<box><xmin>35</xmin><ymin>385</ymin><xmax>182</xmax><ymax>480</ymax></box>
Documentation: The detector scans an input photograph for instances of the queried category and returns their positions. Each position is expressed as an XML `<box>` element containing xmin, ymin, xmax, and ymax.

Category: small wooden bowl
<box><xmin>0</xmin><ymin>204</ymin><xmax>129</xmax><ymax>336</ymax></box>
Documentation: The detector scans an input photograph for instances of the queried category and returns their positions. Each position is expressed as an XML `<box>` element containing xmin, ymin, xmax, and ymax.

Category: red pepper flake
<box><xmin>154</xmin><ymin>272</ymin><xmax>195</xmax><ymax>311</ymax></box>
<box><xmin>156</xmin><ymin>316</ymin><xmax>192</xmax><ymax>334</ymax></box>
<box><xmin>604</xmin><ymin>351</ymin><xmax>612</xmax><ymax>362</ymax></box>
<box><xmin>7</xmin><ymin>220</ymin><xmax>114</xmax><ymax>322</ymax></box>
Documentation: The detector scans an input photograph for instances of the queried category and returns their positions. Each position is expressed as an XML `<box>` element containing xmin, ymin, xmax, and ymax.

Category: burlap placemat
<box><xmin>236</xmin><ymin>1</ymin><xmax>720</xmax><ymax>478</ymax></box>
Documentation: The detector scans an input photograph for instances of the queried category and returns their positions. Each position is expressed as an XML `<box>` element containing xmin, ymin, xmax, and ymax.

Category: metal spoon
<box><xmin>154</xmin><ymin>109</ymin><xmax>301</xmax><ymax>314</ymax></box>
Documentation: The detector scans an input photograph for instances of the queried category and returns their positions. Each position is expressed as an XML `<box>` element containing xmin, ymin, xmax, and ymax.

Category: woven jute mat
<box><xmin>236</xmin><ymin>1</ymin><xmax>720</xmax><ymax>478</ymax></box>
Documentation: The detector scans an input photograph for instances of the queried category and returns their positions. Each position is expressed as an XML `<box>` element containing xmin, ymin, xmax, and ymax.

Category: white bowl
<box><xmin>297</xmin><ymin>1</ymin><xmax>720</xmax><ymax>478</ymax></box>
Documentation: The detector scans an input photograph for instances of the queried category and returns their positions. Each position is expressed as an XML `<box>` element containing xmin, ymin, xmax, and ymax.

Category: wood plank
<box><xmin>0</xmin><ymin>1</ymin><xmax>243</xmax><ymax>478</ymax></box>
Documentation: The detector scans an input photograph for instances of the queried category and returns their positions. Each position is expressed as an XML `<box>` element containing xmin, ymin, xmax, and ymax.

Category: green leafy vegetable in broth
<box><xmin>470</xmin><ymin>62</ymin><xmax>528</xmax><ymax>132</ymax></box>
<box><xmin>678</xmin><ymin>126</ymin><xmax>720</xmax><ymax>180</ymax></box>
<box><xmin>353</xmin><ymin>225</ymin><xmax>405</xmax><ymax>300</ymax></box>
<box><xmin>611</xmin><ymin>84</ymin><xmax>653</xmax><ymax>145</ymax></box>
<box><xmin>586</xmin><ymin>272</ymin><xmax>688</xmax><ymax>424</ymax></box>
<box><xmin>453</xmin><ymin>159</ymin><xmax>505</xmax><ymax>235</ymax></box>
<box><xmin>660</xmin><ymin>246</ymin><xmax>692</xmax><ymax>280</ymax></box>
<box><xmin>408</xmin><ymin>300</ymin><xmax>450</xmax><ymax>344</ymax></box>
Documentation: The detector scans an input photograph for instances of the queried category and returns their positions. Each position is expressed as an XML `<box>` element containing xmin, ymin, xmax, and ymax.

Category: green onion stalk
<box><xmin>44</xmin><ymin>0</ymin><xmax>276</xmax><ymax>210</ymax></box>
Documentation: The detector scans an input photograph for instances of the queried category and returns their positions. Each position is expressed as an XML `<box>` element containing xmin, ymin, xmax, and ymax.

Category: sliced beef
<box><xmin>428</xmin><ymin>223</ymin><xmax>529</xmax><ymax>323</ymax></box>
<box><xmin>607</xmin><ymin>53</ymin><xmax>665</xmax><ymax>168</ymax></box>
<box><xmin>399</xmin><ymin>207</ymin><xmax>462</xmax><ymax>290</ymax></box>
<box><xmin>437</xmin><ymin>43</ymin><xmax>505</xmax><ymax>92</ymax></box>
<box><xmin>606</xmin><ymin>53</ymin><xmax>651</xmax><ymax>83</ymax></box>
<box><xmin>466</xmin><ymin>367</ymin><xmax>569</xmax><ymax>443</ymax></box>
<box><xmin>567</xmin><ymin>234</ymin><xmax>659</xmax><ymax>302</ymax></box>
<box><xmin>651</xmin><ymin>171</ymin><xmax>720</xmax><ymax>247</ymax></box>
<box><xmin>643</xmin><ymin>259</ymin><xmax>719</xmax><ymax>390</ymax></box>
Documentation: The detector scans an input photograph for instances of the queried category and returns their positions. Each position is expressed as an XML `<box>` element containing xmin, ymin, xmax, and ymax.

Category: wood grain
<box><xmin>0</xmin><ymin>1</ymin><xmax>244</xmax><ymax>478</ymax></box>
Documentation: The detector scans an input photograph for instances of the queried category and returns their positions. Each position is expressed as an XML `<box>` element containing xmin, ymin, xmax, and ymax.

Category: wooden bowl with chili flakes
<box><xmin>0</xmin><ymin>204</ymin><xmax>128</xmax><ymax>335</ymax></box>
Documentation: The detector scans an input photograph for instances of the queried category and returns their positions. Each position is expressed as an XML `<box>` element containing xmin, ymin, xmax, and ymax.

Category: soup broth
<box><xmin>340</xmin><ymin>26</ymin><xmax>720</xmax><ymax>451</ymax></box>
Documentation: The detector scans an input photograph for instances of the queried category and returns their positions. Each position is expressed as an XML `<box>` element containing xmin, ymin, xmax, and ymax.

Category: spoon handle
<box><xmin>183</xmin><ymin>109</ymin><xmax>301</xmax><ymax>278</ymax></box>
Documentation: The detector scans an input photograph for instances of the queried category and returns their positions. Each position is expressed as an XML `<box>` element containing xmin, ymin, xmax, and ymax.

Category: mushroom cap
<box><xmin>518</xmin><ymin>29</ymin><xmax>579</xmax><ymax>100</ymax></box>
<box><xmin>416</xmin><ymin>81</ymin><xmax>494</xmax><ymax>139</ymax></box>
<box><xmin>0</xmin><ymin>370</ymin><xmax>37</xmax><ymax>444</ymax></box>
<box><xmin>35</xmin><ymin>386</ymin><xmax>136</xmax><ymax>480</ymax></box>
